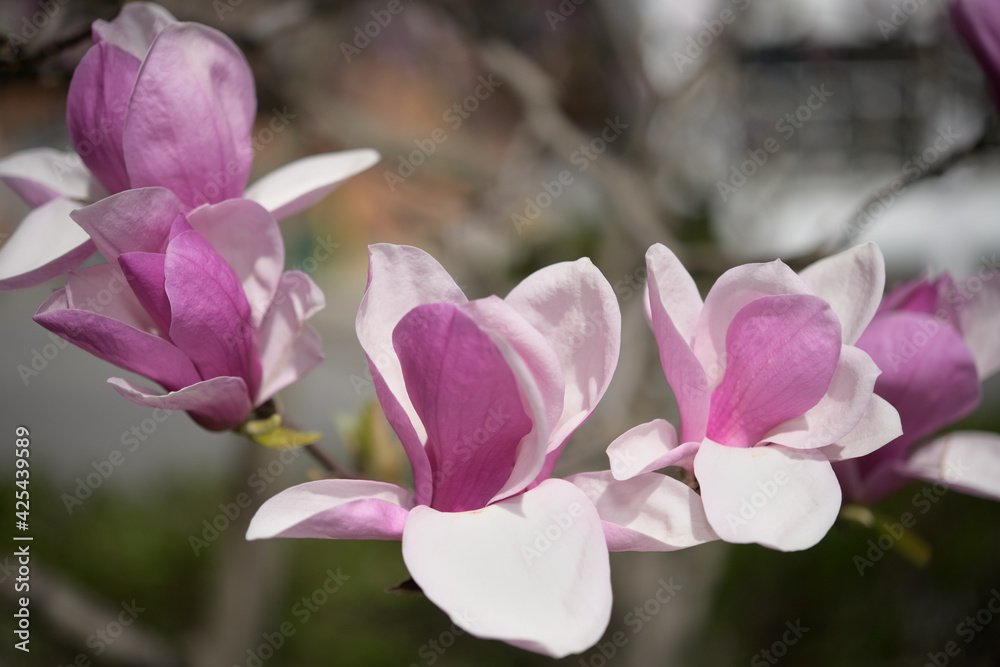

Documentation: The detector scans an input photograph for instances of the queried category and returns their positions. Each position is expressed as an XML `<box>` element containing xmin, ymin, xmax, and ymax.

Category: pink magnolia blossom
<box><xmin>836</xmin><ymin>270</ymin><xmax>1000</xmax><ymax>503</ymax></box>
<box><xmin>247</xmin><ymin>244</ymin><xmax>714</xmax><ymax>657</ymax></box>
<box><xmin>606</xmin><ymin>243</ymin><xmax>903</xmax><ymax>551</ymax></box>
<box><xmin>0</xmin><ymin>2</ymin><xmax>377</xmax><ymax>289</ymax></box>
<box><xmin>33</xmin><ymin>188</ymin><xmax>323</xmax><ymax>431</ymax></box>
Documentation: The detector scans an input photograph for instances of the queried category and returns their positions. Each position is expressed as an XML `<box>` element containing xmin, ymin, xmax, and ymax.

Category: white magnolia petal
<box><xmin>694</xmin><ymin>440</ymin><xmax>842</xmax><ymax>551</ymax></box>
<box><xmin>504</xmin><ymin>257</ymin><xmax>621</xmax><ymax>450</ymax></box>
<box><xmin>568</xmin><ymin>471</ymin><xmax>718</xmax><ymax>551</ymax></box>
<box><xmin>956</xmin><ymin>273</ymin><xmax>1000</xmax><ymax>380</ymax></box>
<box><xmin>402</xmin><ymin>479</ymin><xmax>611</xmax><ymax>658</ymax></box>
<box><xmin>799</xmin><ymin>242</ymin><xmax>885</xmax><ymax>345</ymax></box>
<box><xmin>245</xmin><ymin>149</ymin><xmax>380</xmax><ymax>220</ymax></box>
<box><xmin>356</xmin><ymin>244</ymin><xmax>468</xmax><ymax>444</ymax></box>
<box><xmin>0</xmin><ymin>198</ymin><xmax>94</xmax><ymax>289</ymax></box>
<box><xmin>819</xmin><ymin>395</ymin><xmax>902</xmax><ymax>462</ymax></box>
<box><xmin>92</xmin><ymin>2</ymin><xmax>177</xmax><ymax>59</ymax></box>
<box><xmin>606</xmin><ymin>419</ymin><xmax>688</xmax><ymax>480</ymax></box>
<box><xmin>905</xmin><ymin>431</ymin><xmax>1000</xmax><ymax>501</ymax></box>
<box><xmin>0</xmin><ymin>148</ymin><xmax>104</xmax><ymax>206</ymax></box>
<box><xmin>645</xmin><ymin>243</ymin><xmax>703</xmax><ymax>343</ymax></box>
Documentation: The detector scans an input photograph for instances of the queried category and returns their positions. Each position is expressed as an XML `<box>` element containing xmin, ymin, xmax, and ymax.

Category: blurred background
<box><xmin>1</xmin><ymin>0</ymin><xmax>999</xmax><ymax>665</ymax></box>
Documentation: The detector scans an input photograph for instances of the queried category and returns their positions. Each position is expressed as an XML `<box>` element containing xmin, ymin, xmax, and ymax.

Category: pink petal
<box><xmin>401</xmin><ymin>479</ymin><xmax>611</xmax><ymax>658</ymax></box>
<box><xmin>765</xmin><ymin>345</ymin><xmax>883</xmax><ymax>450</ymax></box>
<box><xmin>246</xmin><ymin>479</ymin><xmax>415</xmax><ymax>541</ymax></box>
<box><xmin>458</xmin><ymin>297</ymin><xmax>559</xmax><ymax>503</ymax></box>
<box><xmin>798</xmin><ymin>243</ymin><xmax>885</xmax><ymax>345</ymax></box>
<box><xmin>118</xmin><ymin>251</ymin><xmax>170</xmax><ymax>334</ymax></box>
<box><xmin>693</xmin><ymin>259</ymin><xmax>813</xmax><ymax>386</ymax></box>
<box><xmin>956</xmin><ymin>270</ymin><xmax>1000</xmax><ymax>379</ymax></box>
<box><xmin>122</xmin><ymin>24</ymin><xmax>255</xmax><ymax>208</ymax></box>
<box><xmin>394</xmin><ymin>304</ymin><xmax>533</xmax><ymax>512</ymax></box>
<box><xmin>693</xmin><ymin>440</ymin><xmax>842</xmax><ymax>551</ymax></box>
<box><xmin>568</xmin><ymin>471</ymin><xmax>718</xmax><ymax>551</ymax></box>
<box><xmin>70</xmin><ymin>187</ymin><xmax>183</xmax><ymax>262</ymax></box>
<box><xmin>606</xmin><ymin>419</ymin><xmax>694</xmax><ymax>480</ymax></box>
<box><xmin>706</xmin><ymin>295</ymin><xmax>841</xmax><ymax>448</ymax></box>
<box><xmin>92</xmin><ymin>2</ymin><xmax>176</xmax><ymax>59</ymax></box>
<box><xmin>856</xmin><ymin>311</ymin><xmax>981</xmax><ymax>457</ymax></box>
<box><xmin>108</xmin><ymin>375</ymin><xmax>251</xmax><ymax>431</ymax></box>
<box><xmin>244</xmin><ymin>149</ymin><xmax>381</xmax><ymax>220</ymax></box>
<box><xmin>356</xmin><ymin>244</ymin><xmax>467</xmax><ymax>445</ymax></box>
<box><xmin>0</xmin><ymin>148</ymin><xmax>105</xmax><ymax>206</ymax></box>
<box><xmin>66</xmin><ymin>41</ymin><xmax>138</xmax><ymax>194</ymax></box>
<box><xmin>905</xmin><ymin>431</ymin><xmax>1000</xmax><ymax>501</ymax></box>
<box><xmin>165</xmin><ymin>230</ymin><xmax>260</xmax><ymax>393</ymax></box>
<box><xmin>646</xmin><ymin>246</ymin><xmax>711</xmax><ymax>444</ymax></box>
<box><xmin>880</xmin><ymin>274</ymin><xmax>955</xmax><ymax>319</ymax></box>
<box><xmin>34</xmin><ymin>274</ymin><xmax>201</xmax><ymax>392</ymax></box>
<box><xmin>63</xmin><ymin>262</ymin><xmax>159</xmax><ymax>329</ymax></box>
<box><xmin>460</xmin><ymin>295</ymin><xmax>562</xmax><ymax>438</ymax></box>
<box><xmin>0</xmin><ymin>198</ymin><xmax>94</xmax><ymax>290</ymax></box>
<box><xmin>256</xmin><ymin>271</ymin><xmax>326</xmax><ymax>403</ymax></box>
<box><xmin>503</xmin><ymin>257</ymin><xmax>621</xmax><ymax>476</ymax></box>
<box><xmin>186</xmin><ymin>199</ymin><xmax>284</xmax><ymax>326</ymax></box>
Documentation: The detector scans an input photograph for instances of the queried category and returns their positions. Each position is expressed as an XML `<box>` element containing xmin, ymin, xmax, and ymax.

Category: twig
<box><xmin>476</xmin><ymin>39</ymin><xmax>682</xmax><ymax>257</ymax></box>
<box><xmin>304</xmin><ymin>442</ymin><xmax>362</xmax><ymax>479</ymax></box>
<box><xmin>815</xmin><ymin>122</ymin><xmax>996</xmax><ymax>261</ymax></box>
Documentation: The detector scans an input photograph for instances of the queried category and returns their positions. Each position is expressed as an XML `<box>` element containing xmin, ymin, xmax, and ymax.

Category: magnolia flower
<box><xmin>33</xmin><ymin>188</ymin><xmax>323</xmax><ymax>431</ymax></box>
<box><xmin>0</xmin><ymin>2</ymin><xmax>377</xmax><ymax>289</ymax></box>
<box><xmin>606</xmin><ymin>243</ymin><xmax>903</xmax><ymax>551</ymax></box>
<box><xmin>247</xmin><ymin>244</ymin><xmax>714</xmax><ymax>657</ymax></box>
<box><xmin>836</xmin><ymin>270</ymin><xmax>1000</xmax><ymax>503</ymax></box>
<box><xmin>952</xmin><ymin>0</ymin><xmax>1000</xmax><ymax>99</ymax></box>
